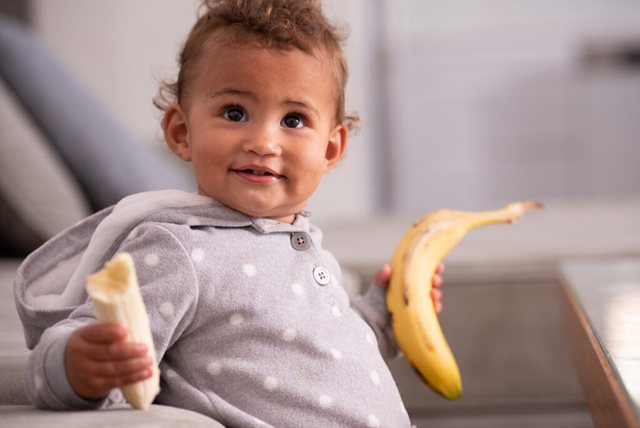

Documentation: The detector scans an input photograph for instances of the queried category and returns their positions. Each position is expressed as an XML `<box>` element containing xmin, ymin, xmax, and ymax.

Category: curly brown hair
<box><xmin>154</xmin><ymin>0</ymin><xmax>360</xmax><ymax>130</ymax></box>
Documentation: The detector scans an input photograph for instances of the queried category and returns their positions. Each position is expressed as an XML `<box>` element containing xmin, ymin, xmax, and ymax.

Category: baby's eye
<box><xmin>281</xmin><ymin>113</ymin><xmax>305</xmax><ymax>129</ymax></box>
<box><xmin>223</xmin><ymin>106</ymin><xmax>247</xmax><ymax>122</ymax></box>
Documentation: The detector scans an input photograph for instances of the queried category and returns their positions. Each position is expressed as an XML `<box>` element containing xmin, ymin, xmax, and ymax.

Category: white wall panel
<box><xmin>381</xmin><ymin>0</ymin><xmax>640</xmax><ymax>213</ymax></box>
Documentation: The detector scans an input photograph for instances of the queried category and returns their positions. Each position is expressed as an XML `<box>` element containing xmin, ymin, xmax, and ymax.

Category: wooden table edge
<box><xmin>559</xmin><ymin>273</ymin><xmax>640</xmax><ymax>428</ymax></box>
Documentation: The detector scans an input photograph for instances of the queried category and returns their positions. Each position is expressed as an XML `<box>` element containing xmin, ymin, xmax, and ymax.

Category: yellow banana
<box><xmin>387</xmin><ymin>201</ymin><xmax>542</xmax><ymax>399</ymax></box>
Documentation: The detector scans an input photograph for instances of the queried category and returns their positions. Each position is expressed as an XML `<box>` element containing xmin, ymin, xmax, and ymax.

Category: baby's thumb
<box><xmin>79</xmin><ymin>323</ymin><xmax>128</xmax><ymax>344</ymax></box>
<box><xmin>373</xmin><ymin>264</ymin><xmax>392</xmax><ymax>288</ymax></box>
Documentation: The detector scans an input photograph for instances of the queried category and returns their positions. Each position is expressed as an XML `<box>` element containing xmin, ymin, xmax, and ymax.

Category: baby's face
<box><xmin>169</xmin><ymin>42</ymin><xmax>346</xmax><ymax>223</ymax></box>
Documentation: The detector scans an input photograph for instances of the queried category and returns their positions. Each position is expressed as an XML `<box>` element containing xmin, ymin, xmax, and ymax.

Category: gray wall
<box><xmin>378</xmin><ymin>0</ymin><xmax>640</xmax><ymax>214</ymax></box>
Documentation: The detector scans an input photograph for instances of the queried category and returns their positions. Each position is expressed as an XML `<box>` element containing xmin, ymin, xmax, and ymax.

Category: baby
<box><xmin>14</xmin><ymin>0</ymin><xmax>443</xmax><ymax>426</ymax></box>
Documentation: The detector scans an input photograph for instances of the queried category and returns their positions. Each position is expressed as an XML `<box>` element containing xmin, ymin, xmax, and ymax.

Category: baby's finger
<box><xmin>78</xmin><ymin>323</ymin><xmax>128</xmax><ymax>344</ymax></box>
<box><xmin>431</xmin><ymin>288</ymin><xmax>443</xmax><ymax>314</ymax></box>
<box><xmin>115</xmin><ymin>367</ymin><xmax>155</xmax><ymax>387</ymax></box>
<box><xmin>432</xmin><ymin>273</ymin><xmax>443</xmax><ymax>289</ymax></box>
<box><xmin>374</xmin><ymin>264</ymin><xmax>392</xmax><ymax>288</ymax></box>
<box><xmin>77</xmin><ymin>366</ymin><xmax>153</xmax><ymax>397</ymax></box>
<box><xmin>86</xmin><ymin>341</ymin><xmax>149</xmax><ymax>362</ymax></box>
<box><xmin>89</xmin><ymin>355</ymin><xmax>154</xmax><ymax>378</ymax></box>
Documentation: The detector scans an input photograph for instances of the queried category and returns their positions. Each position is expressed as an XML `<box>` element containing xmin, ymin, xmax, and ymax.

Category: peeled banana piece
<box><xmin>86</xmin><ymin>252</ymin><xmax>160</xmax><ymax>410</ymax></box>
<box><xmin>387</xmin><ymin>201</ymin><xmax>542</xmax><ymax>399</ymax></box>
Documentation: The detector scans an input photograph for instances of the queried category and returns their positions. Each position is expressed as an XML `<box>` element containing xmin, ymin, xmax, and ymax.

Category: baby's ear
<box><xmin>325</xmin><ymin>124</ymin><xmax>348</xmax><ymax>170</ymax></box>
<box><xmin>163</xmin><ymin>103</ymin><xmax>191</xmax><ymax>162</ymax></box>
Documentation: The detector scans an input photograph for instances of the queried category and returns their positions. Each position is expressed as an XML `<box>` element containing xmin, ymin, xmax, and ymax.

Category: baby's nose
<box><xmin>243</xmin><ymin>124</ymin><xmax>282</xmax><ymax>156</ymax></box>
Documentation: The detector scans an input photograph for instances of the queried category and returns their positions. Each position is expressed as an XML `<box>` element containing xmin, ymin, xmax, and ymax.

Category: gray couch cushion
<box><xmin>0</xmin><ymin>404</ymin><xmax>225</xmax><ymax>427</ymax></box>
<box><xmin>0</xmin><ymin>260</ymin><xmax>30</xmax><ymax>405</ymax></box>
<box><xmin>0</xmin><ymin>356</ymin><xmax>28</xmax><ymax>405</ymax></box>
<box><xmin>0</xmin><ymin>15</ymin><xmax>193</xmax><ymax>211</ymax></box>
<box><xmin>0</xmin><ymin>78</ymin><xmax>91</xmax><ymax>255</ymax></box>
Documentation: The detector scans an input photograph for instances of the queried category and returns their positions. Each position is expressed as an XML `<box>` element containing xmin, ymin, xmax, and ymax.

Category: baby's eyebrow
<box><xmin>283</xmin><ymin>99</ymin><xmax>320</xmax><ymax>118</ymax></box>
<box><xmin>210</xmin><ymin>88</ymin><xmax>255</xmax><ymax>100</ymax></box>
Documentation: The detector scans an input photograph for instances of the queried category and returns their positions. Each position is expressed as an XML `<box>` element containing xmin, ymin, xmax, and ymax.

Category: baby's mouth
<box><xmin>243</xmin><ymin>169</ymin><xmax>274</xmax><ymax>176</ymax></box>
<box><xmin>232</xmin><ymin>168</ymin><xmax>285</xmax><ymax>182</ymax></box>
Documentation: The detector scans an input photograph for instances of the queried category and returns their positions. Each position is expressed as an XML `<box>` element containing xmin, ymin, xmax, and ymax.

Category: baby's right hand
<box><xmin>65</xmin><ymin>323</ymin><xmax>153</xmax><ymax>400</ymax></box>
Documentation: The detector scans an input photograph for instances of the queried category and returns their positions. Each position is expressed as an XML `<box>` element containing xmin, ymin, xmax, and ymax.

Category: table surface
<box><xmin>561</xmin><ymin>257</ymin><xmax>640</xmax><ymax>421</ymax></box>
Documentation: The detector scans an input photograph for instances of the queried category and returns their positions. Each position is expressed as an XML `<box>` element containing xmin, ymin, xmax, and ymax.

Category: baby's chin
<box><xmin>252</xmin><ymin>210</ymin><xmax>297</xmax><ymax>224</ymax></box>
<box><xmin>196</xmin><ymin>188</ymin><xmax>304</xmax><ymax>223</ymax></box>
<box><xmin>243</xmin><ymin>205</ymin><xmax>299</xmax><ymax>224</ymax></box>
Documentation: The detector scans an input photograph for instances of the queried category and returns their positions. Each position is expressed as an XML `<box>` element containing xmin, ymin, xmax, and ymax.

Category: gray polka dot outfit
<box><xmin>15</xmin><ymin>191</ymin><xmax>411</xmax><ymax>427</ymax></box>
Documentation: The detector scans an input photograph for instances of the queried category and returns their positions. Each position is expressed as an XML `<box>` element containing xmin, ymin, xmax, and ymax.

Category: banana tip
<box><xmin>505</xmin><ymin>201</ymin><xmax>543</xmax><ymax>224</ymax></box>
<box><xmin>509</xmin><ymin>200</ymin><xmax>544</xmax><ymax>212</ymax></box>
<box><xmin>523</xmin><ymin>201</ymin><xmax>544</xmax><ymax>211</ymax></box>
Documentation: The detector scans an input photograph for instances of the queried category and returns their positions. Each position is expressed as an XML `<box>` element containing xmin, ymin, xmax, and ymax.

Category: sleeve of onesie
<box><xmin>24</xmin><ymin>223</ymin><xmax>200</xmax><ymax>410</ymax></box>
<box><xmin>351</xmin><ymin>284</ymin><xmax>400</xmax><ymax>361</ymax></box>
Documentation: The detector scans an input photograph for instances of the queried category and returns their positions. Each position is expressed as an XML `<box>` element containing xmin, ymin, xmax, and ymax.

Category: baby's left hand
<box><xmin>374</xmin><ymin>263</ymin><xmax>445</xmax><ymax>314</ymax></box>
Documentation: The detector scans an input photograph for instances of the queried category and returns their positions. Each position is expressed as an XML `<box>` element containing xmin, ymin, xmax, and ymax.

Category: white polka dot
<box><xmin>263</xmin><ymin>376</ymin><xmax>279</xmax><ymax>391</ymax></box>
<box><xmin>331</xmin><ymin>305</ymin><xmax>342</xmax><ymax>317</ymax></box>
<box><xmin>144</xmin><ymin>253</ymin><xmax>159</xmax><ymax>267</ymax></box>
<box><xmin>191</xmin><ymin>248</ymin><xmax>205</xmax><ymax>263</ymax></box>
<box><xmin>291</xmin><ymin>282</ymin><xmax>304</xmax><ymax>296</ymax></box>
<box><xmin>243</xmin><ymin>263</ymin><xmax>257</xmax><ymax>277</ymax></box>
<box><xmin>318</xmin><ymin>394</ymin><xmax>333</xmax><ymax>409</ymax></box>
<box><xmin>229</xmin><ymin>312</ymin><xmax>244</xmax><ymax>326</ymax></box>
<box><xmin>207</xmin><ymin>361</ymin><xmax>222</xmax><ymax>376</ymax></box>
<box><xmin>165</xmin><ymin>368</ymin><xmax>178</xmax><ymax>378</ymax></box>
<box><xmin>367</xmin><ymin>415</ymin><xmax>381</xmax><ymax>427</ymax></box>
<box><xmin>34</xmin><ymin>374</ymin><xmax>43</xmax><ymax>391</ymax></box>
<box><xmin>186</xmin><ymin>216</ymin><xmax>201</xmax><ymax>226</ymax></box>
<box><xmin>282</xmin><ymin>328</ymin><xmax>297</xmax><ymax>342</ymax></box>
<box><xmin>370</xmin><ymin>370</ymin><xmax>380</xmax><ymax>385</ymax></box>
<box><xmin>366</xmin><ymin>332</ymin><xmax>376</xmax><ymax>345</ymax></box>
<box><xmin>159</xmin><ymin>302</ymin><xmax>175</xmax><ymax>317</ymax></box>
<box><xmin>330</xmin><ymin>348</ymin><xmax>343</xmax><ymax>360</ymax></box>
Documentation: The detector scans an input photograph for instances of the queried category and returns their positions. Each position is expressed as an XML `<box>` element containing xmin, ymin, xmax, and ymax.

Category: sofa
<box><xmin>2</xmin><ymin>12</ymin><xmax>640</xmax><ymax>428</ymax></box>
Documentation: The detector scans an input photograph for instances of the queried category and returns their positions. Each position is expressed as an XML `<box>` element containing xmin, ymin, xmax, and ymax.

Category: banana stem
<box><xmin>464</xmin><ymin>201</ymin><xmax>543</xmax><ymax>226</ymax></box>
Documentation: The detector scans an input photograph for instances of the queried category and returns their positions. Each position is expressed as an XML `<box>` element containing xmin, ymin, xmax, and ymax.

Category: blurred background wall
<box><xmin>3</xmin><ymin>0</ymin><xmax>640</xmax><ymax>220</ymax></box>
<box><xmin>380</xmin><ymin>0</ymin><xmax>640</xmax><ymax>213</ymax></box>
